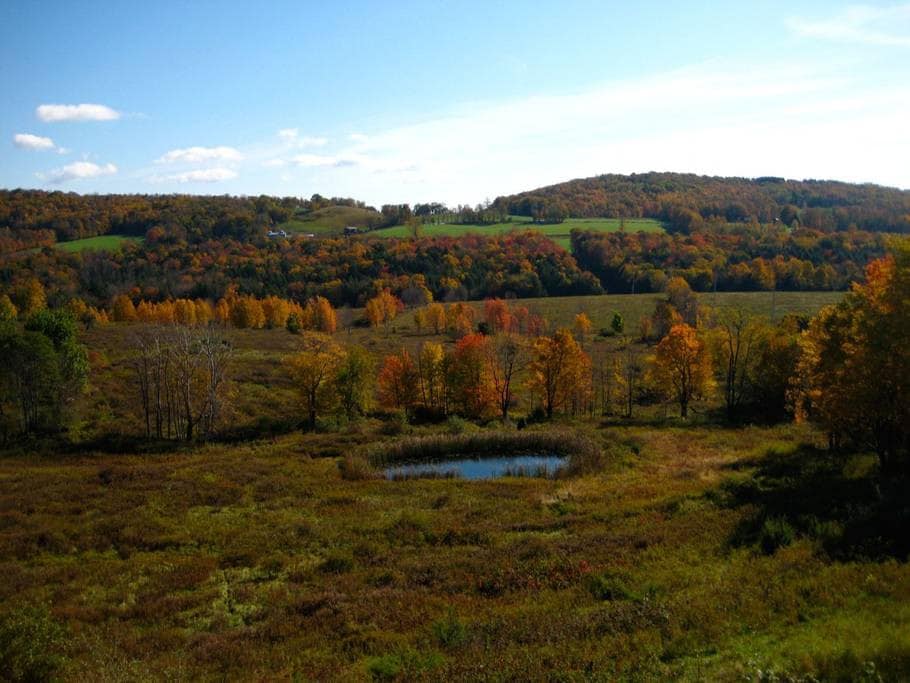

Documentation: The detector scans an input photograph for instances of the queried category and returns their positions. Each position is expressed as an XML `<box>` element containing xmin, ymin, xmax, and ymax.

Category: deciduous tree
<box><xmin>286</xmin><ymin>333</ymin><xmax>344</xmax><ymax>429</ymax></box>
<box><xmin>653</xmin><ymin>323</ymin><xmax>713</xmax><ymax>418</ymax></box>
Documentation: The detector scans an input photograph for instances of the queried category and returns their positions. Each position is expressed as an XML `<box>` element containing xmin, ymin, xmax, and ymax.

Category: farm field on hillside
<box><xmin>372</xmin><ymin>217</ymin><xmax>665</xmax><ymax>249</ymax></box>
<box><xmin>54</xmin><ymin>235</ymin><xmax>143</xmax><ymax>253</ymax></box>
<box><xmin>278</xmin><ymin>206</ymin><xmax>384</xmax><ymax>234</ymax></box>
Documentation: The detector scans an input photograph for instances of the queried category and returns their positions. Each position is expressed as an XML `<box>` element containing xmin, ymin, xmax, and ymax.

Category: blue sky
<box><xmin>2</xmin><ymin>1</ymin><xmax>909</xmax><ymax>206</ymax></box>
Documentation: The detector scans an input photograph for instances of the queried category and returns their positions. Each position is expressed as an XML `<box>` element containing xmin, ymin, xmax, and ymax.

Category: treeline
<box><xmin>495</xmin><ymin>172</ymin><xmax>910</xmax><ymax>233</ymax></box>
<box><xmin>5</xmin><ymin>232</ymin><xmax>602</xmax><ymax>308</ymax></box>
<box><xmin>571</xmin><ymin>227</ymin><xmax>889</xmax><ymax>293</ymax></box>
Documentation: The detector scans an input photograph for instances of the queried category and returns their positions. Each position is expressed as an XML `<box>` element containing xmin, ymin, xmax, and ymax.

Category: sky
<box><xmin>2</xmin><ymin>1</ymin><xmax>909</xmax><ymax>206</ymax></box>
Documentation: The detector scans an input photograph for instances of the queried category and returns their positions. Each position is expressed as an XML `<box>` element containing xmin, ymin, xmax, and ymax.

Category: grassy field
<box><xmin>383</xmin><ymin>291</ymin><xmax>841</xmax><ymax>340</ymax></box>
<box><xmin>54</xmin><ymin>235</ymin><xmax>144</xmax><ymax>253</ymax></box>
<box><xmin>2</xmin><ymin>422</ymin><xmax>907</xmax><ymax>680</ymax></box>
<box><xmin>499</xmin><ymin>290</ymin><xmax>843</xmax><ymax>331</ymax></box>
<box><xmin>372</xmin><ymin>217</ymin><xmax>665</xmax><ymax>250</ymax></box>
<box><xmin>278</xmin><ymin>205</ymin><xmax>384</xmax><ymax>235</ymax></box>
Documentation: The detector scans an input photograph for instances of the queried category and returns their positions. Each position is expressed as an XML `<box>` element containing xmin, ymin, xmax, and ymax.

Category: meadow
<box><xmin>278</xmin><ymin>206</ymin><xmax>385</xmax><ymax>235</ymax></box>
<box><xmin>54</xmin><ymin>235</ymin><xmax>144</xmax><ymax>253</ymax></box>
<box><xmin>3</xmin><ymin>420</ymin><xmax>908</xmax><ymax>680</ymax></box>
<box><xmin>371</xmin><ymin>217</ymin><xmax>665</xmax><ymax>250</ymax></box>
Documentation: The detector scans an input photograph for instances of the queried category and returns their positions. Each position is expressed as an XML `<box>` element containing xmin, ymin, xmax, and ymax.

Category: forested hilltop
<box><xmin>494</xmin><ymin>172</ymin><xmax>910</xmax><ymax>233</ymax></box>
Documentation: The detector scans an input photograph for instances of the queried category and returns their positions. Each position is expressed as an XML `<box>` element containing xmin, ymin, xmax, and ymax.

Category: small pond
<box><xmin>384</xmin><ymin>454</ymin><xmax>567</xmax><ymax>480</ymax></box>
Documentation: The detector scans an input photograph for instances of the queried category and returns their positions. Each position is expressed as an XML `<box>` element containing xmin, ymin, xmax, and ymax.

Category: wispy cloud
<box><xmin>156</xmin><ymin>168</ymin><xmax>239</xmax><ymax>183</ymax></box>
<box><xmin>293</xmin><ymin>153</ymin><xmax>349</xmax><ymax>168</ymax></box>
<box><xmin>277</xmin><ymin>128</ymin><xmax>329</xmax><ymax>147</ymax></box>
<box><xmin>39</xmin><ymin>161</ymin><xmax>117</xmax><ymax>184</ymax></box>
<box><xmin>156</xmin><ymin>145</ymin><xmax>243</xmax><ymax>164</ymax></box>
<box><xmin>14</xmin><ymin>133</ymin><xmax>57</xmax><ymax>152</ymax></box>
<box><xmin>788</xmin><ymin>4</ymin><xmax>910</xmax><ymax>46</ymax></box>
<box><xmin>36</xmin><ymin>103</ymin><xmax>121</xmax><ymax>122</ymax></box>
<box><xmin>280</xmin><ymin>62</ymin><xmax>909</xmax><ymax>204</ymax></box>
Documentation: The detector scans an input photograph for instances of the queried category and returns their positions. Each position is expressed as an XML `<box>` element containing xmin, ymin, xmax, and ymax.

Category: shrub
<box><xmin>319</xmin><ymin>553</ymin><xmax>354</xmax><ymax>574</ymax></box>
<box><xmin>759</xmin><ymin>517</ymin><xmax>796</xmax><ymax>555</ymax></box>
<box><xmin>379</xmin><ymin>410</ymin><xmax>409</xmax><ymax>436</ymax></box>
<box><xmin>367</xmin><ymin>654</ymin><xmax>402</xmax><ymax>681</ymax></box>
<box><xmin>431</xmin><ymin>609</ymin><xmax>468</xmax><ymax>649</ymax></box>
<box><xmin>366</xmin><ymin>649</ymin><xmax>443</xmax><ymax>681</ymax></box>
<box><xmin>0</xmin><ymin>605</ymin><xmax>67</xmax><ymax>683</ymax></box>
<box><xmin>587</xmin><ymin>573</ymin><xmax>638</xmax><ymax>601</ymax></box>
<box><xmin>338</xmin><ymin>454</ymin><xmax>379</xmax><ymax>481</ymax></box>
<box><xmin>445</xmin><ymin>415</ymin><xmax>477</xmax><ymax>435</ymax></box>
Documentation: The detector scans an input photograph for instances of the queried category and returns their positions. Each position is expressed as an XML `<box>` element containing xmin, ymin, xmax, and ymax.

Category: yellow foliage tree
<box><xmin>0</xmin><ymin>294</ymin><xmax>18</xmax><ymax>322</ymax></box>
<box><xmin>425</xmin><ymin>302</ymin><xmax>447</xmax><ymax>335</ymax></box>
<box><xmin>528</xmin><ymin>328</ymin><xmax>591</xmax><ymax>419</ymax></box>
<box><xmin>573</xmin><ymin>312</ymin><xmax>593</xmax><ymax>340</ymax></box>
<box><xmin>111</xmin><ymin>294</ymin><xmax>138</xmax><ymax>322</ymax></box>
<box><xmin>286</xmin><ymin>333</ymin><xmax>344</xmax><ymax>428</ymax></box>
<box><xmin>653</xmin><ymin>323</ymin><xmax>713</xmax><ymax>418</ymax></box>
<box><xmin>262</xmin><ymin>296</ymin><xmax>290</xmax><ymax>329</ymax></box>
<box><xmin>230</xmin><ymin>296</ymin><xmax>265</xmax><ymax>329</ymax></box>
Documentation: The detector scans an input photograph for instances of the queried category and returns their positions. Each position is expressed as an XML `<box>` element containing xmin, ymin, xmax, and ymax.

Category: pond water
<box><xmin>384</xmin><ymin>454</ymin><xmax>567</xmax><ymax>480</ymax></box>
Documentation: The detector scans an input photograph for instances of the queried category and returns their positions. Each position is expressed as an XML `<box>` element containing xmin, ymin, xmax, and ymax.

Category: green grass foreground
<box><xmin>1</xmin><ymin>421</ymin><xmax>908</xmax><ymax>680</ymax></box>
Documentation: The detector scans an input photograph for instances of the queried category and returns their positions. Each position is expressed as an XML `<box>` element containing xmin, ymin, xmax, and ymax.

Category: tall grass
<box><xmin>364</xmin><ymin>429</ymin><xmax>604</xmax><ymax>476</ymax></box>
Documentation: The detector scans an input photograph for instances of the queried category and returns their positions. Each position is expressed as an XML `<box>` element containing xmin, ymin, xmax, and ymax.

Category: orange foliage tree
<box><xmin>447</xmin><ymin>333</ymin><xmax>496</xmax><ymax>419</ymax></box>
<box><xmin>796</xmin><ymin>246</ymin><xmax>910</xmax><ymax>473</ymax></box>
<box><xmin>377</xmin><ymin>349</ymin><xmax>419</xmax><ymax>410</ymax></box>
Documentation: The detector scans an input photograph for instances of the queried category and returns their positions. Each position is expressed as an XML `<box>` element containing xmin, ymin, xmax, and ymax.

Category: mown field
<box><xmin>54</xmin><ymin>235</ymin><xmax>144</xmax><ymax>253</ymax></box>
<box><xmin>372</xmin><ymin>217</ymin><xmax>665</xmax><ymax>250</ymax></box>
<box><xmin>6</xmin><ymin>288</ymin><xmax>905</xmax><ymax>682</ymax></box>
<box><xmin>278</xmin><ymin>206</ymin><xmax>384</xmax><ymax>235</ymax></box>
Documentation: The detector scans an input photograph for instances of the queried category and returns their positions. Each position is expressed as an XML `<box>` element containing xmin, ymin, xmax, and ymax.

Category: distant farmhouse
<box><xmin>267</xmin><ymin>229</ymin><xmax>289</xmax><ymax>238</ymax></box>
<box><xmin>343</xmin><ymin>226</ymin><xmax>359</xmax><ymax>235</ymax></box>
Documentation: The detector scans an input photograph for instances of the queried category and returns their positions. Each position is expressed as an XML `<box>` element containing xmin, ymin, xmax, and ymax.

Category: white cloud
<box><xmin>285</xmin><ymin>62</ymin><xmax>910</xmax><ymax>205</ymax></box>
<box><xmin>349</xmin><ymin>133</ymin><xmax>369</xmax><ymax>143</ymax></box>
<box><xmin>294</xmin><ymin>153</ymin><xmax>346</xmax><ymax>167</ymax></box>
<box><xmin>13</xmin><ymin>133</ymin><xmax>56</xmax><ymax>151</ymax></box>
<box><xmin>788</xmin><ymin>4</ymin><xmax>910</xmax><ymax>46</ymax></box>
<box><xmin>278</xmin><ymin>128</ymin><xmax>329</xmax><ymax>147</ymax></box>
<box><xmin>163</xmin><ymin>168</ymin><xmax>238</xmax><ymax>183</ymax></box>
<box><xmin>36</xmin><ymin>103</ymin><xmax>121</xmax><ymax>122</ymax></box>
<box><xmin>156</xmin><ymin>145</ymin><xmax>243</xmax><ymax>164</ymax></box>
<box><xmin>40</xmin><ymin>161</ymin><xmax>117</xmax><ymax>184</ymax></box>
